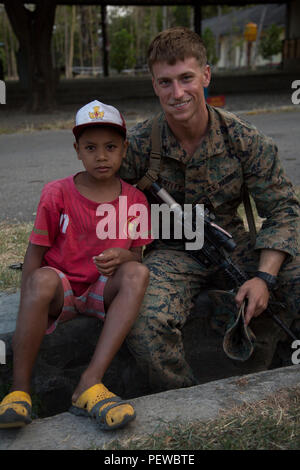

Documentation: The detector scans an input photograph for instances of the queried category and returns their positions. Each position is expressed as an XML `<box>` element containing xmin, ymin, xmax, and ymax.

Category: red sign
<box><xmin>206</xmin><ymin>95</ymin><xmax>226</xmax><ymax>107</ymax></box>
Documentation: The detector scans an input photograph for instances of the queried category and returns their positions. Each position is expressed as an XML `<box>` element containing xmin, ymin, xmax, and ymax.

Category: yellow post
<box><xmin>244</xmin><ymin>22</ymin><xmax>257</xmax><ymax>67</ymax></box>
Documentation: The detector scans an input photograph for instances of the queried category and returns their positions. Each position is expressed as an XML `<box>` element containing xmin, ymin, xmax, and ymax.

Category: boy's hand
<box><xmin>93</xmin><ymin>247</ymin><xmax>138</xmax><ymax>276</ymax></box>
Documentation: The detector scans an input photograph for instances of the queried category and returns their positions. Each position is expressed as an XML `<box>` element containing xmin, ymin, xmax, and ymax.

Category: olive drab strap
<box><xmin>136</xmin><ymin>116</ymin><xmax>162</xmax><ymax>191</ymax></box>
<box><xmin>136</xmin><ymin>116</ymin><xmax>257</xmax><ymax>245</ymax></box>
<box><xmin>242</xmin><ymin>184</ymin><xmax>257</xmax><ymax>246</ymax></box>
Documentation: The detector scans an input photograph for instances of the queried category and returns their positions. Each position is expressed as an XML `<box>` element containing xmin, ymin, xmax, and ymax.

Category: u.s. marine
<box><xmin>119</xmin><ymin>26</ymin><xmax>300</xmax><ymax>392</ymax></box>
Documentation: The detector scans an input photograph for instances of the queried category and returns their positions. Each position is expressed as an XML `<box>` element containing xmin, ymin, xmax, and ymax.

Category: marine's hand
<box><xmin>235</xmin><ymin>278</ymin><xmax>270</xmax><ymax>325</ymax></box>
<box><xmin>93</xmin><ymin>248</ymin><xmax>133</xmax><ymax>276</ymax></box>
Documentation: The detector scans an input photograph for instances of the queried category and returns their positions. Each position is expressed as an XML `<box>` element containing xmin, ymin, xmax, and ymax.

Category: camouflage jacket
<box><xmin>119</xmin><ymin>105</ymin><xmax>300</xmax><ymax>258</ymax></box>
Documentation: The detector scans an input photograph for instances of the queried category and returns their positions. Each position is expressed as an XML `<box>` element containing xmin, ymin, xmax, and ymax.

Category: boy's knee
<box><xmin>120</xmin><ymin>262</ymin><xmax>149</xmax><ymax>289</ymax></box>
<box><xmin>26</xmin><ymin>268</ymin><xmax>61</xmax><ymax>298</ymax></box>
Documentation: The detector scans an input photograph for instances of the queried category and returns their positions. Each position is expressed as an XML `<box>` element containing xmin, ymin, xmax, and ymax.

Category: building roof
<box><xmin>202</xmin><ymin>3</ymin><xmax>286</xmax><ymax>36</ymax></box>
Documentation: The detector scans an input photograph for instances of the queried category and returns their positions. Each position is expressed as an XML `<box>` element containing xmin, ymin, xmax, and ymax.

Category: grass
<box><xmin>0</xmin><ymin>221</ymin><xmax>32</xmax><ymax>292</ymax></box>
<box><xmin>103</xmin><ymin>387</ymin><xmax>300</xmax><ymax>450</ymax></box>
<box><xmin>0</xmin><ymin>119</ymin><xmax>74</xmax><ymax>135</ymax></box>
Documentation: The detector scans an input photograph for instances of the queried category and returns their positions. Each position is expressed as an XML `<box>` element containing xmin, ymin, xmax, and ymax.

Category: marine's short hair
<box><xmin>147</xmin><ymin>27</ymin><xmax>207</xmax><ymax>73</ymax></box>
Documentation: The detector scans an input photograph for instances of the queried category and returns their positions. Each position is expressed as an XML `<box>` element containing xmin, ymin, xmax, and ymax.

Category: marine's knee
<box><xmin>128</xmin><ymin>305</ymin><xmax>177</xmax><ymax>355</ymax></box>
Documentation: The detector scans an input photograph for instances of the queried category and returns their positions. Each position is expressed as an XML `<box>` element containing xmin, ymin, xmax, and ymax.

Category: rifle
<box><xmin>147</xmin><ymin>181</ymin><xmax>298</xmax><ymax>342</ymax></box>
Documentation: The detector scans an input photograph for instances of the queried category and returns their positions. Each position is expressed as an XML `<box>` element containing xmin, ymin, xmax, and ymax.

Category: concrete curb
<box><xmin>0</xmin><ymin>365</ymin><xmax>299</xmax><ymax>450</ymax></box>
<box><xmin>0</xmin><ymin>291</ymin><xmax>20</xmax><ymax>335</ymax></box>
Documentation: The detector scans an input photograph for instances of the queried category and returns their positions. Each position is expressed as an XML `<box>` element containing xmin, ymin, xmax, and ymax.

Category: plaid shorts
<box><xmin>44</xmin><ymin>267</ymin><xmax>108</xmax><ymax>335</ymax></box>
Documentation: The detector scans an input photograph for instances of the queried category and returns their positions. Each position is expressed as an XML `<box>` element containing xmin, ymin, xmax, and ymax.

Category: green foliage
<box><xmin>171</xmin><ymin>6</ymin><xmax>192</xmax><ymax>28</ymax></box>
<box><xmin>259</xmin><ymin>24</ymin><xmax>283</xmax><ymax>61</ymax></box>
<box><xmin>202</xmin><ymin>27</ymin><xmax>218</xmax><ymax>65</ymax></box>
<box><xmin>1</xmin><ymin>5</ymin><xmax>258</xmax><ymax>78</ymax></box>
<box><xmin>110</xmin><ymin>28</ymin><xmax>135</xmax><ymax>73</ymax></box>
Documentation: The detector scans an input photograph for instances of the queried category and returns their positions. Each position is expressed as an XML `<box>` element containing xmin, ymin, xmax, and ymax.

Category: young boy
<box><xmin>0</xmin><ymin>100</ymin><xmax>152</xmax><ymax>431</ymax></box>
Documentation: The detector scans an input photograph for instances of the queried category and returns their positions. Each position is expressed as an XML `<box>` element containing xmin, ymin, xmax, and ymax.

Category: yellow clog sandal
<box><xmin>69</xmin><ymin>383</ymin><xmax>136</xmax><ymax>431</ymax></box>
<box><xmin>0</xmin><ymin>391</ymin><xmax>32</xmax><ymax>429</ymax></box>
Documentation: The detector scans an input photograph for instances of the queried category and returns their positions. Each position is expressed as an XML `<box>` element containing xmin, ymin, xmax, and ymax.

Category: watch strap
<box><xmin>255</xmin><ymin>271</ymin><xmax>278</xmax><ymax>290</ymax></box>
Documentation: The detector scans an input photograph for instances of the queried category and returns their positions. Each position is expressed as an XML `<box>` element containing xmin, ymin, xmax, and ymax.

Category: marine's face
<box><xmin>151</xmin><ymin>57</ymin><xmax>210</xmax><ymax>124</ymax></box>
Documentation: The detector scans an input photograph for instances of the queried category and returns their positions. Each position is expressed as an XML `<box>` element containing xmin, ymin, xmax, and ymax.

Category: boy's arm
<box><xmin>20</xmin><ymin>242</ymin><xmax>49</xmax><ymax>295</ymax></box>
<box><xmin>93</xmin><ymin>246</ymin><xmax>143</xmax><ymax>277</ymax></box>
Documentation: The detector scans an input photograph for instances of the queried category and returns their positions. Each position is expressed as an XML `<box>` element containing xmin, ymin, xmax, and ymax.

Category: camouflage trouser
<box><xmin>126</xmin><ymin>233</ymin><xmax>300</xmax><ymax>392</ymax></box>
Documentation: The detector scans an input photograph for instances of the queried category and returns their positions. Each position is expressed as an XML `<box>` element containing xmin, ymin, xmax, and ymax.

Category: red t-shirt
<box><xmin>29</xmin><ymin>173</ymin><xmax>152</xmax><ymax>296</ymax></box>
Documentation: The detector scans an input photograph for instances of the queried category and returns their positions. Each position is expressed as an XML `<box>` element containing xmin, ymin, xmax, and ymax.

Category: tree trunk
<box><xmin>2</xmin><ymin>10</ymin><xmax>17</xmax><ymax>79</ymax></box>
<box><xmin>64</xmin><ymin>6</ymin><xmax>69</xmax><ymax>78</ymax></box>
<box><xmin>68</xmin><ymin>6</ymin><xmax>76</xmax><ymax>78</ymax></box>
<box><xmin>134</xmin><ymin>7</ymin><xmax>144</xmax><ymax>66</ymax></box>
<box><xmin>81</xmin><ymin>7</ymin><xmax>88</xmax><ymax>67</ymax></box>
<box><xmin>4</xmin><ymin>0</ymin><xmax>57</xmax><ymax>112</ymax></box>
<box><xmin>162</xmin><ymin>6</ymin><xmax>168</xmax><ymax>30</ymax></box>
<box><xmin>150</xmin><ymin>7</ymin><xmax>157</xmax><ymax>39</ymax></box>
<box><xmin>2</xmin><ymin>11</ymin><xmax>11</xmax><ymax>78</ymax></box>
<box><xmin>8</xmin><ymin>20</ymin><xmax>18</xmax><ymax>79</ymax></box>
<box><xmin>252</xmin><ymin>6</ymin><xmax>268</xmax><ymax>70</ymax></box>
<box><xmin>87</xmin><ymin>6</ymin><xmax>96</xmax><ymax>71</ymax></box>
<box><xmin>78</xmin><ymin>7</ymin><xmax>84</xmax><ymax>68</ymax></box>
<box><xmin>101</xmin><ymin>5</ymin><xmax>109</xmax><ymax>77</ymax></box>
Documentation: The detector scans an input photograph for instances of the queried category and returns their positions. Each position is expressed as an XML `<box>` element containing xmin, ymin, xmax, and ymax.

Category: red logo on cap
<box><xmin>89</xmin><ymin>106</ymin><xmax>104</xmax><ymax>120</ymax></box>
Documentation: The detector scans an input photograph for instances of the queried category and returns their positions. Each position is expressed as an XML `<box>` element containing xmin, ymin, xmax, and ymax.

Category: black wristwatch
<box><xmin>255</xmin><ymin>271</ymin><xmax>278</xmax><ymax>291</ymax></box>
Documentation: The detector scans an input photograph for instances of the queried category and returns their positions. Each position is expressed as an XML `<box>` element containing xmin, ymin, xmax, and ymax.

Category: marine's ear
<box><xmin>202</xmin><ymin>64</ymin><xmax>211</xmax><ymax>88</ymax></box>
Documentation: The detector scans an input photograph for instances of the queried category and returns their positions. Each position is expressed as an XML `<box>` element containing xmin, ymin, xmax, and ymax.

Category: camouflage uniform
<box><xmin>119</xmin><ymin>105</ymin><xmax>300</xmax><ymax>392</ymax></box>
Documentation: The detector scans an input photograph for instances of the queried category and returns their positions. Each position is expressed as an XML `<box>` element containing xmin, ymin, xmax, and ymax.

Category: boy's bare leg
<box><xmin>11</xmin><ymin>268</ymin><xmax>64</xmax><ymax>394</ymax></box>
<box><xmin>72</xmin><ymin>261</ymin><xmax>149</xmax><ymax>401</ymax></box>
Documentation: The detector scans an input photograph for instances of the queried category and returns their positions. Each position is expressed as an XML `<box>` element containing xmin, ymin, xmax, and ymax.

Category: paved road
<box><xmin>241</xmin><ymin>109</ymin><xmax>300</xmax><ymax>186</ymax></box>
<box><xmin>0</xmin><ymin>109</ymin><xmax>299</xmax><ymax>222</ymax></box>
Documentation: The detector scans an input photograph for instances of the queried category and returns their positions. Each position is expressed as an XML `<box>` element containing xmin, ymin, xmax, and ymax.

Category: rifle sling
<box><xmin>136</xmin><ymin>116</ymin><xmax>161</xmax><ymax>191</ymax></box>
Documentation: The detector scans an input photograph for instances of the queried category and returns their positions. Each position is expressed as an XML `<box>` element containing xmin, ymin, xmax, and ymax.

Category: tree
<box><xmin>202</xmin><ymin>27</ymin><xmax>218</xmax><ymax>66</ymax></box>
<box><xmin>64</xmin><ymin>6</ymin><xmax>76</xmax><ymax>79</ymax></box>
<box><xmin>110</xmin><ymin>28</ymin><xmax>135</xmax><ymax>73</ymax></box>
<box><xmin>0</xmin><ymin>7</ymin><xmax>18</xmax><ymax>79</ymax></box>
<box><xmin>259</xmin><ymin>24</ymin><xmax>283</xmax><ymax>64</ymax></box>
<box><xmin>3</xmin><ymin>0</ymin><xmax>57</xmax><ymax>112</ymax></box>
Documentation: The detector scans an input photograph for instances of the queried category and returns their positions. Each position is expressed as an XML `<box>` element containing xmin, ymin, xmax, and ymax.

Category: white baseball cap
<box><xmin>73</xmin><ymin>100</ymin><xmax>126</xmax><ymax>140</ymax></box>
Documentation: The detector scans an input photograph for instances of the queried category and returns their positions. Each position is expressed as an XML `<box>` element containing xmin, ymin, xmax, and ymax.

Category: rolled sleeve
<box><xmin>242</xmin><ymin>132</ymin><xmax>300</xmax><ymax>259</ymax></box>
